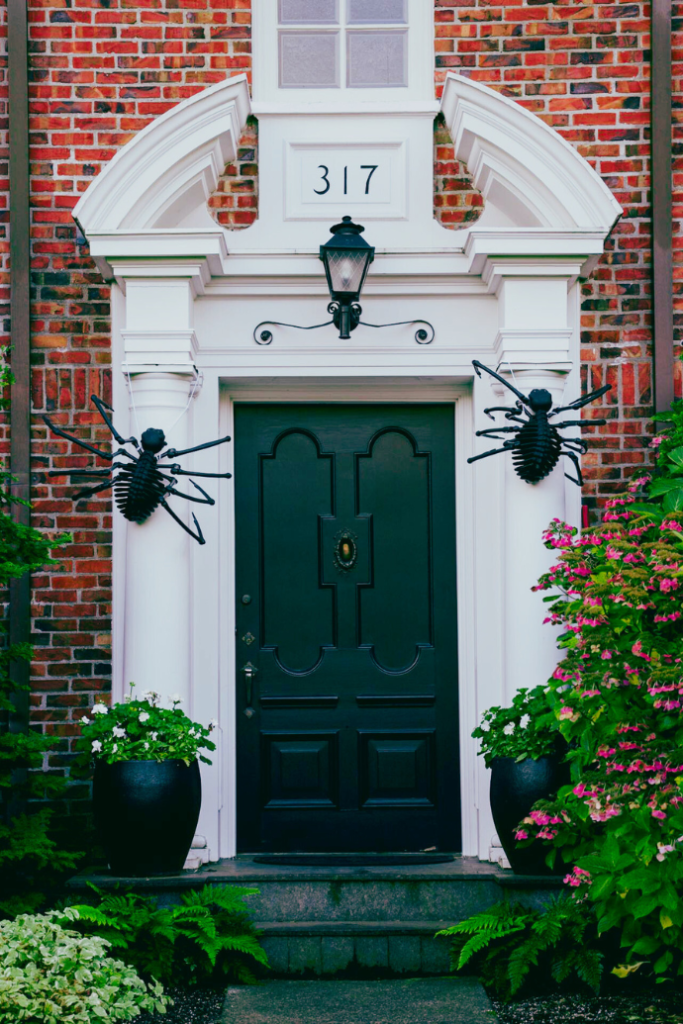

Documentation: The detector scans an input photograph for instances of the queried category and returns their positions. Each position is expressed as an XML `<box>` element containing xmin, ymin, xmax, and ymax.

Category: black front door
<box><xmin>235</xmin><ymin>404</ymin><xmax>459</xmax><ymax>852</ymax></box>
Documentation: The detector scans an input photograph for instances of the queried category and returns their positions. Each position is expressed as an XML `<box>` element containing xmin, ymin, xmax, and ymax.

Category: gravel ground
<box><xmin>493</xmin><ymin>992</ymin><xmax>683</xmax><ymax>1024</ymax></box>
<box><xmin>137</xmin><ymin>987</ymin><xmax>225</xmax><ymax>1024</ymax></box>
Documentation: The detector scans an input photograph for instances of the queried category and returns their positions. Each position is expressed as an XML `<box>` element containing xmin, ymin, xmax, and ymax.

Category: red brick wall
<box><xmin>4</xmin><ymin>1</ymin><xmax>675</xmax><ymax>806</ymax></box>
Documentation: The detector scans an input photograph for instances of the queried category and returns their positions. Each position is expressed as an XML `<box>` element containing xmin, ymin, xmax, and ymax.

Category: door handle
<box><xmin>242</xmin><ymin>662</ymin><xmax>258</xmax><ymax>718</ymax></box>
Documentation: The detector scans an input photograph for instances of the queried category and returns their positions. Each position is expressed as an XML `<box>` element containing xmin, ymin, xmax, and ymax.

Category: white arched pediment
<box><xmin>440</xmin><ymin>73</ymin><xmax>621</xmax><ymax>232</ymax></box>
<box><xmin>74</xmin><ymin>74</ymin><xmax>251</xmax><ymax>235</ymax></box>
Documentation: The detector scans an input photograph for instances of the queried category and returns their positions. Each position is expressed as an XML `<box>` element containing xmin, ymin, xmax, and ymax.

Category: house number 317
<box><xmin>313</xmin><ymin>164</ymin><xmax>379</xmax><ymax>197</ymax></box>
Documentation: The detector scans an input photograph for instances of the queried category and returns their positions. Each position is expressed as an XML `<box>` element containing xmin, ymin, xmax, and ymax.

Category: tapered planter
<box><xmin>93</xmin><ymin>759</ymin><xmax>201</xmax><ymax>876</ymax></box>
<box><xmin>490</xmin><ymin>755</ymin><xmax>569</xmax><ymax>876</ymax></box>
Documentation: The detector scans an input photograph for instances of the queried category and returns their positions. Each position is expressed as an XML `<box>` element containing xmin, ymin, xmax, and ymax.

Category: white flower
<box><xmin>81</xmin><ymin>716</ymin><xmax>90</xmax><ymax>726</ymax></box>
<box><xmin>209</xmin><ymin>719</ymin><xmax>218</xmax><ymax>731</ymax></box>
<box><xmin>480</xmin><ymin>720</ymin><xmax>491</xmax><ymax>733</ymax></box>
<box><xmin>91</xmin><ymin>704</ymin><xmax>108</xmax><ymax>715</ymax></box>
<box><xmin>123</xmin><ymin>693</ymin><xmax>132</xmax><ymax>703</ymax></box>
<box><xmin>112</xmin><ymin>726</ymin><xmax>126</xmax><ymax>739</ymax></box>
<box><xmin>169</xmin><ymin>694</ymin><xmax>183</xmax><ymax>706</ymax></box>
<box><xmin>91</xmin><ymin>740</ymin><xmax>102</xmax><ymax>753</ymax></box>
<box><xmin>519</xmin><ymin>715</ymin><xmax>530</xmax><ymax>730</ymax></box>
<box><xmin>144</xmin><ymin>742</ymin><xmax>150</xmax><ymax>750</ymax></box>
<box><xmin>112</xmin><ymin>744</ymin><xmax>118</xmax><ymax>753</ymax></box>
<box><xmin>139</xmin><ymin>712</ymin><xmax>150</xmax><ymax>724</ymax></box>
<box><xmin>141</xmin><ymin>690</ymin><xmax>160</xmax><ymax>706</ymax></box>
<box><xmin>503</xmin><ymin>722</ymin><xmax>515</xmax><ymax>736</ymax></box>
<box><xmin>150</xmin><ymin>732</ymin><xmax>158</xmax><ymax>741</ymax></box>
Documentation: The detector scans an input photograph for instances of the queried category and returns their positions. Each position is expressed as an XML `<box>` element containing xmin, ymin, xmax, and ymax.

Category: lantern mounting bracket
<box><xmin>253</xmin><ymin>216</ymin><xmax>434</xmax><ymax>345</ymax></box>
<box><xmin>254</xmin><ymin>306</ymin><xmax>435</xmax><ymax>346</ymax></box>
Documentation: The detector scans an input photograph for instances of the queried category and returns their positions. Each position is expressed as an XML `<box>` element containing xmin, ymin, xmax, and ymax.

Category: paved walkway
<box><xmin>221</xmin><ymin>978</ymin><xmax>496</xmax><ymax>1023</ymax></box>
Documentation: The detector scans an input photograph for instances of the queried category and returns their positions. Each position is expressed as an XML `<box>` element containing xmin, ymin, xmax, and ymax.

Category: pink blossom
<box><xmin>514</xmin><ymin>830</ymin><xmax>528</xmax><ymax>841</ymax></box>
<box><xmin>631</xmin><ymin>641</ymin><xmax>651</xmax><ymax>661</ymax></box>
<box><xmin>661</xmin><ymin>520</ymin><xmax>683</xmax><ymax>532</ymax></box>
<box><xmin>649</xmin><ymin>436</ymin><xmax>664</xmax><ymax>448</ymax></box>
<box><xmin>601</xmin><ymin>651</ymin><xmax>613</xmax><ymax>660</ymax></box>
<box><xmin>559</xmin><ymin>706</ymin><xmax>577</xmax><ymax>720</ymax></box>
<box><xmin>659</xmin><ymin>578</ymin><xmax>679</xmax><ymax>593</ymax></box>
<box><xmin>652</xmin><ymin>809</ymin><xmax>667</xmax><ymax>820</ymax></box>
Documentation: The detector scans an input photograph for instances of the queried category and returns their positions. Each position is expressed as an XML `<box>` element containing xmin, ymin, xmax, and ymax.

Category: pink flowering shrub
<box><xmin>519</xmin><ymin>445</ymin><xmax>683</xmax><ymax>979</ymax></box>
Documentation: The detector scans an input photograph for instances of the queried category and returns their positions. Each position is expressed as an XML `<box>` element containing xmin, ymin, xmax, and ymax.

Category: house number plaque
<box><xmin>286</xmin><ymin>142</ymin><xmax>406</xmax><ymax>220</ymax></box>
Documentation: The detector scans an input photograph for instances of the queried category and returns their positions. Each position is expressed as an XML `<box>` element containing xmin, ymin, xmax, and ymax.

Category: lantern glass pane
<box><xmin>279</xmin><ymin>0</ymin><xmax>338</xmax><ymax>23</ymax></box>
<box><xmin>347</xmin><ymin>31</ymin><xmax>407</xmax><ymax>87</ymax></box>
<box><xmin>279</xmin><ymin>32</ymin><xmax>339</xmax><ymax>87</ymax></box>
<box><xmin>347</xmin><ymin>0</ymin><xmax>406</xmax><ymax>23</ymax></box>
<box><xmin>326</xmin><ymin>250</ymin><xmax>369</xmax><ymax>297</ymax></box>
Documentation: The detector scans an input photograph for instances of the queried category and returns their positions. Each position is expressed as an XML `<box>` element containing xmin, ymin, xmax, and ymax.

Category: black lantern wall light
<box><xmin>253</xmin><ymin>217</ymin><xmax>435</xmax><ymax>345</ymax></box>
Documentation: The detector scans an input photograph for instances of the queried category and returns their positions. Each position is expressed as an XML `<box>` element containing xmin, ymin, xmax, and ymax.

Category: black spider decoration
<box><xmin>467</xmin><ymin>360</ymin><xmax>611</xmax><ymax>486</ymax></box>
<box><xmin>43</xmin><ymin>395</ymin><xmax>232</xmax><ymax>545</ymax></box>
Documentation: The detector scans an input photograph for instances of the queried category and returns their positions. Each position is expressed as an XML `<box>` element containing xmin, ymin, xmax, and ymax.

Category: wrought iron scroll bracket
<box><xmin>254</xmin><ymin>309</ymin><xmax>435</xmax><ymax>346</ymax></box>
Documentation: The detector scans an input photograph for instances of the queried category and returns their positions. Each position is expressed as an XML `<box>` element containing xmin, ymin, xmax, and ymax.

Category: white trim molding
<box><xmin>441</xmin><ymin>73</ymin><xmax>622</xmax><ymax>234</ymax></box>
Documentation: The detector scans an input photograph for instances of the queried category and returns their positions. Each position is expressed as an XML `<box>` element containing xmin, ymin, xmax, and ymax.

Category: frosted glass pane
<box><xmin>279</xmin><ymin>33</ymin><xmax>339</xmax><ymax>88</ymax></box>
<box><xmin>347</xmin><ymin>31</ymin><xmax>406</xmax><ymax>87</ymax></box>
<box><xmin>279</xmin><ymin>0</ymin><xmax>338</xmax><ymax>24</ymax></box>
<box><xmin>347</xmin><ymin>0</ymin><xmax>406</xmax><ymax>23</ymax></box>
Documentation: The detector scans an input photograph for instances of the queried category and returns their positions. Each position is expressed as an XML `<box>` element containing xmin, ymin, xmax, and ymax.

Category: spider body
<box><xmin>468</xmin><ymin>362</ymin><xmax>611</xmax><ymax>486</ymax></box>
<box><xmin>44</xmin><ymin>398</ymin><xmax>232</xmax><ymax>545</ymax></box>
<box><xmin>512</xmin><ymin>390</ymin><xmax>562</xmax><ymax>483</ymax></box>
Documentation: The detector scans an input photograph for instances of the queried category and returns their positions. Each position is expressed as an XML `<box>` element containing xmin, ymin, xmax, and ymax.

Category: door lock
<box><xmin>242</xmin><ymin>661</ymin><xmax>258</xmax><ymax>718</ymax></box>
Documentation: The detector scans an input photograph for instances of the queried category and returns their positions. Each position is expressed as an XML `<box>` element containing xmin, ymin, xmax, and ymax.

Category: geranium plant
<box><xmin>473</xmin><ymin>686</ymin><xmax>560</xmax><ymax>768</ymax></box>
<box><xmin>75</xmin><ymin>687</ymin><xmax>216</xmax><ymax>767</ymax></box>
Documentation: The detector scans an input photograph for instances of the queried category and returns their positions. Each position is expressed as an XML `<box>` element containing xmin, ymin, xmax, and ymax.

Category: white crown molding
<box><xmin>441</xmin><ymin>73</ymin><xmax>622</xmax><ymax>234</ymax></box>
<box><xmin>74</xmin><ymin>75</ymin><xmax>251</xmax><ymax>235</ymax></box>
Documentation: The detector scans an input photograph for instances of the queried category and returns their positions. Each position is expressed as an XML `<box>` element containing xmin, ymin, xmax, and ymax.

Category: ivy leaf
<box><xmin>666</xmin><ymin>446</ymin><xmax>683</xmax><ymax>467</ymax></box>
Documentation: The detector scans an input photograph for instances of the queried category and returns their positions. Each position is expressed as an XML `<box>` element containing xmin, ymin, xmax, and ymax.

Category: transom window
<box><xmin>278</xmin><ymin>0</ymin><xmax>409</xmax><ymax>90</ymax></box>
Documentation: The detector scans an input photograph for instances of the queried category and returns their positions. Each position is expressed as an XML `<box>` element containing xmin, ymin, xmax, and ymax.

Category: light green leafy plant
<box><xmin>67</xmin><ymin>884</ymin><xmax>269</xmax><ymax>987</ymax></box>
<box><xmin>74</xmin><ymin>686</ymin><xmax>216</xmax><ymax>767</ymax></box>
<box><xmin>437</xmin><ymin>898</ymin><xmax>603</xmax><ymax>1002</ymax></box>
<box><xmin>0</xmin><ymin>908</ymin><xmax>168</xmax><ymax>1023</ymax></box>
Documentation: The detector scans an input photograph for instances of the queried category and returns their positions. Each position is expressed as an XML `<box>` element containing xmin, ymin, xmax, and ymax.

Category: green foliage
<box><xmin>66</xmin><ymin>884</ymin><xmax>269</xmax><ymax>988</ymax></box>
<box><xmin>0</xmin><ymin>909</ymin><xmax>168</xmax><ymax>1023</ymax></box>
<box><xmin>74</xmin><ymin>687</ymin><xmax>216</xmax><ymax>768</ymax></box>
<box><xmin>472</xmin><ymin>686</ymin><xmax>560</xmax><ymax>768</ymax></box>
<box><xmin>437</xmin><ymin>898</ymin><xmax>603</xmax><ymax>1002</ymax></box>
<box><xmin>0</xmin><ymin>353</ymin><xmax>78</xmax><ymax>916</ymax></box>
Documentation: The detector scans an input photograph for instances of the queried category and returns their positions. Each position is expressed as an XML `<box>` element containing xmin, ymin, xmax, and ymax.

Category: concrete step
<box><xmin>256</xmin><ymin>920</ymin><xmax>454</xmax><ymax>977</ymax></box>
<box><xmin>66</xmin><ymin>856</ymin><xmax>564</xmax><ymax>977</ymax></box>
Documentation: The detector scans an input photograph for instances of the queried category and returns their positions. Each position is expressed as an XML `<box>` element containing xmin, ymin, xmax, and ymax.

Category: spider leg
<box><xmin>48</xmin><ymin>468</ymin><xmax>113</xmax><ymax>477</ymax></box>
<box><xmin>563</xmin><ymin>450</ymin><xmax>583</xmax><ymax>487</ymax></box>
<box><xmin>159</xmin><ymin>498</ymin><xmax>206</xmax><ymax>545</ymax></box>
<box><xmin>166</xmin><ymin>480</ymin><xmax>216</xmax><ymax>506</ymax></box>
<box><xmin>156</xmin><ymin>466</ymin><xmax>232</xmax><ymax>479</ymax></box>
<box><xmin>549</xmin><ymin>384</ymin><xmax>612</xmax><ymax>416</ymax></box>
<box><xmin>73</xmin><ymin>477</ymin><xmax>118</xmax><ymax>500</ymax></box>
<box><xmin>90</xmin><ymin>394</ymin><xmax>139</xmax><ymax>450</ymax></box>
<box><xmin>42</xmin><ymin>415</ymin><xmax>138</xmax><ymax>462</ymax></box>
<box><xmin>472</xmin><ymin>360</ymin><xmax>530</xmax><ymax>406</ymax></box>
<box><xmin>554</xmin><ymin>417</ymin><xmax>607</xmax><ymax>430</ymax></box>
<box><xmin>484</xmin><ymin>404</ymin><xmax>526</xmax><ymax>422</ymax></box>
<box><xmin>476</xmin><ymin>427</ymin><xmax>522</xmax><ymax>437</ymax></box>
<box><xmin>160</xmin><ymin>434</ymin><xmax>232</xmax><ymax>460</ymax></box>
<box><xmin>560</xmin><ymin>437</ymin><xmax>589</xmax><ymax>453</ymax></box>
<box><xmin>468</xmin><ymin>441</ymin><xmax>519</xmax><ymax>465</ymax></box>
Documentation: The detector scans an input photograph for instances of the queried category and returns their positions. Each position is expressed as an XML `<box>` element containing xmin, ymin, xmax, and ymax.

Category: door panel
<box><xmin>235</xmin><ymin>404</ymin><xmax>459</xmax><ymax>852</ymax></box>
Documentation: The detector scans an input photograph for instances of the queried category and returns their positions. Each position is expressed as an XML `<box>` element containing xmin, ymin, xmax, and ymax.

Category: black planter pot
<box><xmin>490</xmin><ymin>755</ymin><xmax>570</xmax><ymax>876</ymax></box>
<box><xmin>93</xmin><ymin>759</ymin><xmax>201</xmax><ymax>876</ymax></box>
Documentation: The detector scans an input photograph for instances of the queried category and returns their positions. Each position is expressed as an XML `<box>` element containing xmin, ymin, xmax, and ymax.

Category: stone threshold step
<box><xmin>257</xmin><ymin>920</ymin><xmax>452</xmax><ymax>937</ymax></box>
<box><xmin>222</xmin><ymin>978</ymin><xmax>496</xmax><ymax>1023</ymax></box>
